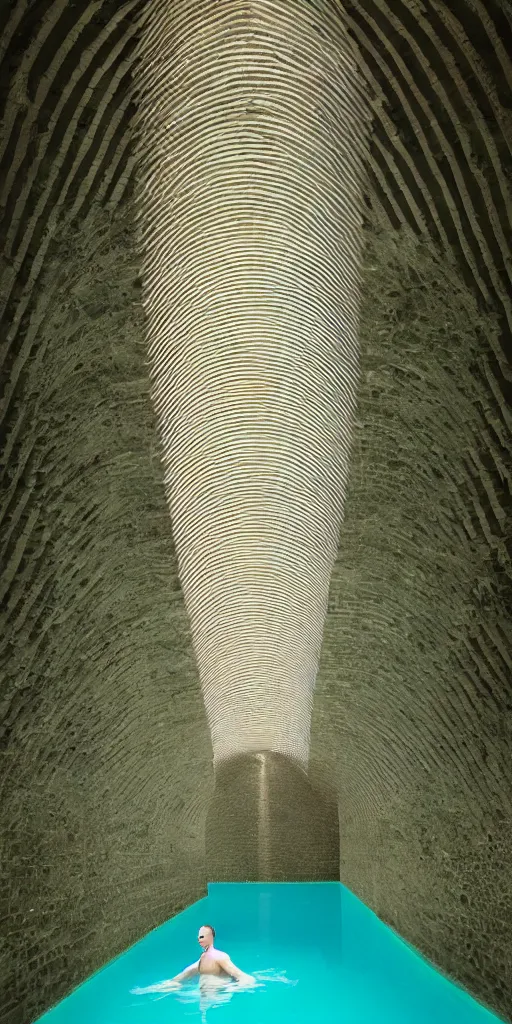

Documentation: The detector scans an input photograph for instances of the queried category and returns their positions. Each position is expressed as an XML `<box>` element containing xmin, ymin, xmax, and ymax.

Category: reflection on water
<box><xmin>131</xmin><ymin>968</ymin><xmax>298</xmax><ymax>1020</ymax></box>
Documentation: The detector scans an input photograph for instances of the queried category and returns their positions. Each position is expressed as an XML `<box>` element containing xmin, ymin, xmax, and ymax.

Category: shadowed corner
<box><xmin>206</xmin><ymin>751</ymin><xmax>340</xmax><ymax>882</ymax></box>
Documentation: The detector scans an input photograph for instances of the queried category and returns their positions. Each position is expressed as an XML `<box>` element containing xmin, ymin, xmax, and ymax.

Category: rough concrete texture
<box><xmin>310</xmin><ymin>219</ymin><xmax>512</xmax><ymax>1015</ymax></box>
<box><xmin>0</xmin><ymin>1</ymin><xmax>511</xmax><ymax>1023</ymax></box>
<box><xmin>0</xmin><ymin>203</ymin><xmax>213</xmax><ymax>1023</ymax></box>
<box><xmin>207</xmin><ymin>752</ymin><xmax>340</xmax><ymax>883</ymax></box>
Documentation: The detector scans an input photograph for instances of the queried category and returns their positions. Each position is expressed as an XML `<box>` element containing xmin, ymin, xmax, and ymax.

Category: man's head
<box><xmin>198</xmin><ymin>924</ymin><xmax>215</xmax><ymax>950</ymax></box>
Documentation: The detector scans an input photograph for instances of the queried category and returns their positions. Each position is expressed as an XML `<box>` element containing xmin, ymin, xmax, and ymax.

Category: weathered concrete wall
<box><xmin>0</xmin><ymin>7</ymin><xmax>212</xmax><ymax>1019</ymax></box>
<box><xmin>311</xmin><ymin>4</ymin><xmax>512</xmax><ymax>1009</ymax></box>
<box><xmin>0</xmin><ymin>201</ymin><xmax>212</xmax><ymax>1023</ymax></box>
<box><xmin>1</xmin><ymin>2</ymin><xmax>511</xmax><ymax>1023</ymax></box>
<box><xmin>311</xmin><ymin>218</ymin><xmax>512</xmax><ymax>1015</ymax></box>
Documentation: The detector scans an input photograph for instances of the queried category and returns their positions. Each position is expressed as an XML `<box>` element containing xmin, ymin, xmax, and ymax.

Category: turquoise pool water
<box><xmin>38</xmin><ymin>882</ymin><xmax>502</xmax><ymax>1024</ymax></box>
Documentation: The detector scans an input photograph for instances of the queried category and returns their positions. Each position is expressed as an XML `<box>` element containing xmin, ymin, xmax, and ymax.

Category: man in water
<box><xmin>170</xmin><ymin>924</ymin><xmax>255</xmax><ymax>987</ymax></box>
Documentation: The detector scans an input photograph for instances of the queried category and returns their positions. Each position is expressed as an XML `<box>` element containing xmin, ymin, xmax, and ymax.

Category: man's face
<box><xmin>198</xmin><ymin>926</ymin><xmax>213</xmax><ymax>950</ymax></box>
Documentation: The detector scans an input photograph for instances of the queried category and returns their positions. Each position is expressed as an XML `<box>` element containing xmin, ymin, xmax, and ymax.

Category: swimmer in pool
<box><xmin>169</xmin><ymin>924</ymin><xmax>255</xmax><ymax>988</ymax></box>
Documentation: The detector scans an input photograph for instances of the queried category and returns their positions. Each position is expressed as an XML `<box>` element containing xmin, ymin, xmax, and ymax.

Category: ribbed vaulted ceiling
<box><xmin>1</xmin><ymin>2</ymin><xmax>511</xmax><ymax>1024</ymax></box>
<box><xmin>133</xmin><ymin>0</ymin><xmax>369</xmax><ymax>765</ymax></box>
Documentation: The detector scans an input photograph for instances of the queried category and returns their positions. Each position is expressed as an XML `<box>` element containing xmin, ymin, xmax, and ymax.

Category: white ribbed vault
<box><xmin>133</xmin><ymin>0</ymin><xmax>369</xmax><ymax>764</ymax></box>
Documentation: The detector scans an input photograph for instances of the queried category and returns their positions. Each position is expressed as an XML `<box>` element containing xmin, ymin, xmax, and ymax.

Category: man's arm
<box><xmin>217</xmin><ymin>954</ymin><xmax>255</xmax><ymax>985</ymax></box>
<box><xmin>172</xmin><ymin>960</ymin><xmax>200</xmax><ymax>984</ymax></box>
<box><xmin>131</xmin><ymin>964</ymin><xmax>198</xmax><ymax>996</ymax></box>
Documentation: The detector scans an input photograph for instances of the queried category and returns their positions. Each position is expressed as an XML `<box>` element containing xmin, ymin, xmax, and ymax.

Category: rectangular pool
<box><xmin>37</xmin><ymin>882</ymin><xmax>503</xmax><ymax>1024</ymax></box>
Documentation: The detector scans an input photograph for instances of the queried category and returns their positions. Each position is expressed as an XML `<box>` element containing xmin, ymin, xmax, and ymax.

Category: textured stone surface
<box><xmin>311</xmin><ymin>219</ymin><xmax>512</xmax><ymax>1016</ymax></box>
<box><xmin>0</xmin><ymin>202</ymin><xmax>213</xmax><ymax>1023</ymax></box>
<box><xmin>0</xmin><ymin>1</ymin><xmax>511</xmax><ymax>1023</ymax></box>
<box><xmin>207</xmin><ymin>753</ymin><xmax>340</xmax><ymax>882</ymax></box>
